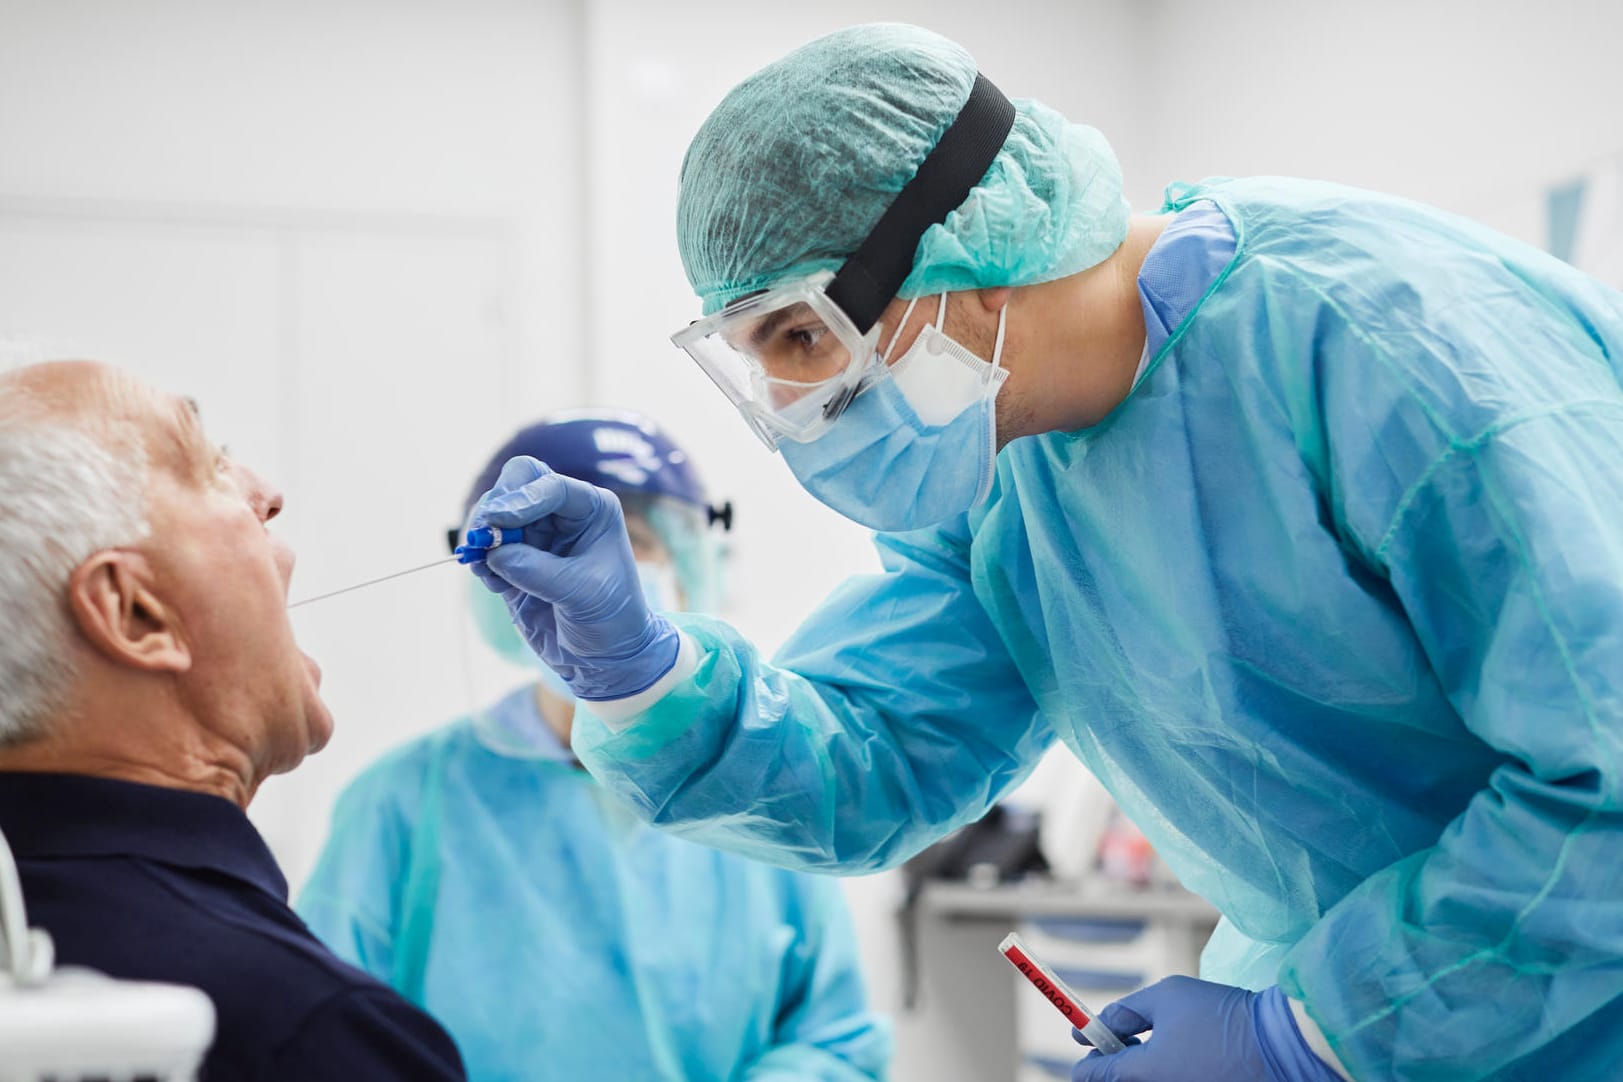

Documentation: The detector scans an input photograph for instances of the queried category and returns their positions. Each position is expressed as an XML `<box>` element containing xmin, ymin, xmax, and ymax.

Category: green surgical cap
<box><xmin>677</xmin><ymin>23</ymin><xmax>1131</xmax><ymax>315</ymax></box>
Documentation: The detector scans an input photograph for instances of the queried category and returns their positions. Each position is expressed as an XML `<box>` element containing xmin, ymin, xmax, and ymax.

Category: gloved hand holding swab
<box><xmin>285</xmin><ymin>527</ymin><xmax>520</xmax><ymax>610</ymax></box>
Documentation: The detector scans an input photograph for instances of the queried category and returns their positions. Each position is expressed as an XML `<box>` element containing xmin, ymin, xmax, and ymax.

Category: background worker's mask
<box><xmin>779</xmin><ymin>292</ymin><xmax>1009</xmax><ymax>532</ymax></box>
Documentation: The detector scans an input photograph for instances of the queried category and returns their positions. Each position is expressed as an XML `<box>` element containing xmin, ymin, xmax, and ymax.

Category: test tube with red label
<box><xmin>999</xmin><ymin>932</ymin><xmax>1128</xmax><ymax>1055</ymax></box>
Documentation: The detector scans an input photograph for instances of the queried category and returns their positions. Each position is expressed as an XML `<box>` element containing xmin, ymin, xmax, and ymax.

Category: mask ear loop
<box><xmin>879</xmin><ymin>294</ymin><xmax>926</xmax><ymax>362</ymax></box>
<box><xmin>990</xmin><ymin>298</ymin><xmax>1009</xmax><ymax>372</ymax></box>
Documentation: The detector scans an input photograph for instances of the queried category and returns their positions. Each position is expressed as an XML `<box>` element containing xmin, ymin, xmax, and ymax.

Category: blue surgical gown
<box><xmin>574</xmin><ymin>178</ymin><xmax>1623</xmax><ymax>1080</ymax></box>
<box><xmin>297</xmin><ymin>685</ymin><xmax>892</xmax><ymax>1082</ymax></box>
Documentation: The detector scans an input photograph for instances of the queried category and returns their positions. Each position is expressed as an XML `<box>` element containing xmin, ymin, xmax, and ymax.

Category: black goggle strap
<box><xmin>824</xmin><ymin>72</ymin><xmax>1016</xmax><ymax>336</ymax></box>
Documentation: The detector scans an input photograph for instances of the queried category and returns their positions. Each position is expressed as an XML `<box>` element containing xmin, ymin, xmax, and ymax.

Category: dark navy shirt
<box><xmin>0</xmin><ymin>772</ymin><xmax>465</xmax><ymax>1081</ymax></box>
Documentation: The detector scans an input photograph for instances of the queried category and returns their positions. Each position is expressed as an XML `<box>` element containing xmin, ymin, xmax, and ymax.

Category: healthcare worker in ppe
<box><xmin>464</xmin><ymin>24</ymin><xmax>1623</xmax><ymax>1082</ymax></box>
<box><xmin>298</xmin><ymin>412</ymin><xmax>892</xmax><ymax>1082</ymax></box>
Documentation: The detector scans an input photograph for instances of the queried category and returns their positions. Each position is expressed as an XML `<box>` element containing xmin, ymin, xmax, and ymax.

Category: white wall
<box><xmin>0</xmin><ymin>0</ymin><xmax>587</xmax><ymax>883</ymax></box>
<box><xmin>4</xmin><ymin>3</ymin><xmax>1623</xmax><ymax>1080</ymax></box>
<box><xmin>1137</xmin><ymin>0</ymin><xmax>1623</xmax><ymax>243</ymax></box>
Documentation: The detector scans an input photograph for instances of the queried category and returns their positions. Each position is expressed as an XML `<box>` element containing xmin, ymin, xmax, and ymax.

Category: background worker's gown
<box><xmin>573</xmin><ymin>179</ymin><xmax>1623</xmax><ymax>1080</ymax></box>
<box><xmin>298</xmin><ymin>685</ymin><xmax>892</xmax><ymax>1082</ymax></box>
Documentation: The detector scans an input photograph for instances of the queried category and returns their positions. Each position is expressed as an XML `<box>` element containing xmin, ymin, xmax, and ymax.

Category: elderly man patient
<box><xmin>0</xmin><ymin>361</ymin><xmax>465</xmax><ymax>1080</ymax></box>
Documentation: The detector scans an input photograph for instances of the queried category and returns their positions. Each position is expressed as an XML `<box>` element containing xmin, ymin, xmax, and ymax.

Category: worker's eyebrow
<box><xmin>748</xmin><ymin>303</ymin><xmax>816</xmax><ymax>350</ymax></box>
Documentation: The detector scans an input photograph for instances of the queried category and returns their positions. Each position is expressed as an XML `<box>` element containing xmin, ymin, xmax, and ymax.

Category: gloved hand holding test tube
<box><xmin>999</xmin><ymin>932</ymin><xmax>1127</xmax><ymax>1055</ymax></box>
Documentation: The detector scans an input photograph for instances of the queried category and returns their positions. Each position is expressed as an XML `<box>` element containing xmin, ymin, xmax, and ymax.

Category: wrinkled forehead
<box><xmin>2</xmin><ymin>359</ymin><xmax>139</xmax><ymax>431</ymax></box>
<box><xmin>0</xmin><ymin>361</ymin><xmax>201</xmax><ymax>475</ymax></box>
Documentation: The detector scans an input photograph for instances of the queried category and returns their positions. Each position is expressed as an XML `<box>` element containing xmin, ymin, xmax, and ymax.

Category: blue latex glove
<box><xmin>1071</xmin><ymin>979</ymin><xmax>1341</xmax><ymax>1082</ymax></box>
<box><xmin>466</xmin><ymin>456</ymin><xmax>680</xmax><ymax>701</ymax></box>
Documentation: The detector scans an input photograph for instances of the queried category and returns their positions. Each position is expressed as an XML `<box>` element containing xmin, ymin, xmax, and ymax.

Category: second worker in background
<box><xmin>298</xmin><ymin>412</ymin><xmax>892</xmax><ymax>1082</ymax></box>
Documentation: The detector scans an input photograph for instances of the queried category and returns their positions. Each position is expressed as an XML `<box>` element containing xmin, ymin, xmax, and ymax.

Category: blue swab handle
<box><xmin>455</xmin><ymin>526</ymin><xmax>523</xmax><ymax>564</ymax></box>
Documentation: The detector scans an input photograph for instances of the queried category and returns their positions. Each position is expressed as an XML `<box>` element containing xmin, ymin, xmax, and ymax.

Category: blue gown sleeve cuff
<box><xmin>1286</xmin><ymin>997</ymin><xmax>1353</xmax><ymax>1080</ymax></box>
<box><xmin>1254</xmin><ymin>986</ymin><xmax>1350</xmax><ymax>1082</ymax></box>
<box><xmin>576</xmin><ymin>631</ymin><xmax>702</xmax><ymax>731</ymax></box>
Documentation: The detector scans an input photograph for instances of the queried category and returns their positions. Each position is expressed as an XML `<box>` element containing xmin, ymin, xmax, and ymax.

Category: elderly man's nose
<box><xmin>232</xmin><ymin>462</ymin><xmax>284</xmax><ymax>522</ymax></box>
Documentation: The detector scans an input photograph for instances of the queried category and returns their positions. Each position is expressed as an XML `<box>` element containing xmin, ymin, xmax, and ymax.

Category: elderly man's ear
<box><xmin>68</xmin><ymin>552</ymin><xmax>192</xmax><ymax>674</ymax></box>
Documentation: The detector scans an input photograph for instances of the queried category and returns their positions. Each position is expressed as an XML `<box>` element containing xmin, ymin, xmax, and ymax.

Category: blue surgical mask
<box><xmin>466</xmin><ymin>576</ymin><xmax>534</xmax><ymax>668</ymax></box>
<box><xmin>779</xmin><ymin>293</ymin><xmax>1009</xmax><ymax>532</ymax></box>
<box><xmin>634</xmin><ymin>560</ymin><xmax>682</xmax><ymax>616</ymax></box>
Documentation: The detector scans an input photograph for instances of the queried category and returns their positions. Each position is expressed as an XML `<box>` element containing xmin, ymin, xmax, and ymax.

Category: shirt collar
<box><xmin>0</xmin><ymin>771</ymin><xmax>289</xmax><ymax>901</ymax></box>
<box><xmin>1136</xmin><ymin>197</ymin><xmax>1239</xmax><ymax>360</ymax></box>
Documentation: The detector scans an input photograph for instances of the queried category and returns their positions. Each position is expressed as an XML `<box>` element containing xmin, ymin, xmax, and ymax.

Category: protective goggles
<box><xmin>670</xmin><ymin>270</ymin><xmax>883</xmax><ymax>448</ymax></box>
<box><xmin>672</xmin><ymin>73</ymin><xmax>1016</xmax><ymax>451</ymax></box>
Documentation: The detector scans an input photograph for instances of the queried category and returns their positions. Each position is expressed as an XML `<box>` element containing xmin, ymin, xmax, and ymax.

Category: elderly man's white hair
<box><xmin>0</xmin><ymin>372</ymin><xmax>149</xmax><ymax>744</ymax></box>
